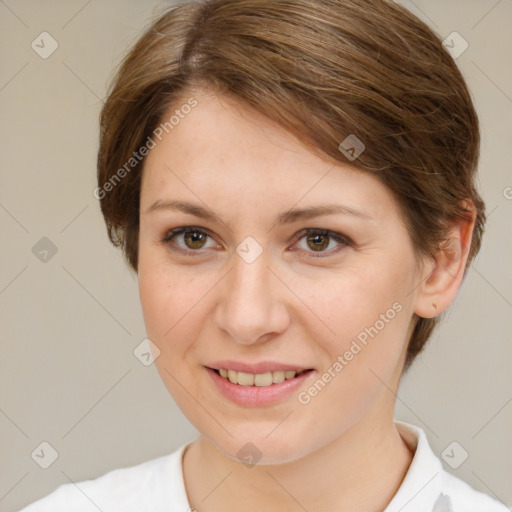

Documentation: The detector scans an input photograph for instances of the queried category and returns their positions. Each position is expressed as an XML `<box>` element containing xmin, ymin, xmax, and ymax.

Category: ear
<box><xmin>413</xmin><ymin>201</ymin><xmax>476</xmax><ymax>319</ymax></box>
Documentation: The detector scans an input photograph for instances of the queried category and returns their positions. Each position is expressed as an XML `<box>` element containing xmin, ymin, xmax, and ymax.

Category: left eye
<box><xmin>293</xmin><ymin>229</ymin><xmax>350</xmax><ymax>256</ymax></box>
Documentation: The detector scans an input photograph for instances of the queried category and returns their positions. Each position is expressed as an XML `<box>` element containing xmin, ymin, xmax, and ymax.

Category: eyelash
<box><xmin>161</xmin><ymin>226</ymin><xmax>352</xmax><ymax>258</ymax></box>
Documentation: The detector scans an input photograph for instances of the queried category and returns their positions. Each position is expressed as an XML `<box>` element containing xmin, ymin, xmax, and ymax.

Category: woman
<box><xmin>20</xmin><ymin>0</ymin><xmax>508</xmax><ymax>510</ymax></box>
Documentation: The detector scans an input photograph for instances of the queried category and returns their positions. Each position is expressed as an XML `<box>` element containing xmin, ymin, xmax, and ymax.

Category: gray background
<box><xmin>0</xmin><ymin>1</ymin><xmax>511</xmax><ymax>510</ymax></box>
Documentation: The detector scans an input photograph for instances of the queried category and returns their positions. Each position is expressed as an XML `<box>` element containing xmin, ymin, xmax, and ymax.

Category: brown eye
<box><xmin>306</xmin><ymin>233</ymin><xmax>330</xmax><ymax>251</ymax></box>
<box><xmin>183</xmin><ymin>230</ymin><xmax>208</xmax><ymax>249</ymax></box>
<box><xmin>294</xmin><ymin>228</ymin><xmax>350</xmax><ymax>257</ymax></box>
<box><xmin>162</xmin><ymin>227</ymin><xmax>216</xmax><ymax>253</ymax></box>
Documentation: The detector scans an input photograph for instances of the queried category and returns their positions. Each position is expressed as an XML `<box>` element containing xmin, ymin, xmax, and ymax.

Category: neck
<box><xmin>183</xmin><ymin>411</ymin><xmax>413</xmax><ymax>512</ymax></box>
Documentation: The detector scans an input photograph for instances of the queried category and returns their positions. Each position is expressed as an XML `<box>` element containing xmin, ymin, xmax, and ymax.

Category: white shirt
<box><xmin>19</xmin><ymin>422</ymin><xmax>509</xmax><ymax>512</ymax></box>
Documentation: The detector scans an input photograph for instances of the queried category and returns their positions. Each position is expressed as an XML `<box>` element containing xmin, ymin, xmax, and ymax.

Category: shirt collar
<box><xmin>384</xmin><ymin>421</ymin><xmax>446</xmax><ymax>512</ymax></box>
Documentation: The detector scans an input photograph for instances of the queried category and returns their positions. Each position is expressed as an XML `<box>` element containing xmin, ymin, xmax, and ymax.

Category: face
<box><xmin>138</xmin><ymin>88</ymin><xmax>423</xmax><ymax>464</ymax></box>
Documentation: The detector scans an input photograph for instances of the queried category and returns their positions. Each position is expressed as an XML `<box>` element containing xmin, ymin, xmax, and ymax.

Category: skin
<box><xmin>137</xmin><ymin>87</ymin><xmax>475</xmax><ymax>511</ymax></box>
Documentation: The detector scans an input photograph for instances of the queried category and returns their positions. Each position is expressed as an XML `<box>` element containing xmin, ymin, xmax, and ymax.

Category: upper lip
<box><xmin>206</xmin><ymin>361</ymin><xmax>312</xmax><ymax>374</ymax></box>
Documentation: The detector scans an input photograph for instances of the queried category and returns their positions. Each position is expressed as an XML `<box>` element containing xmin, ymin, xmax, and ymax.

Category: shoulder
<box><xmin>440</xmin><ymin>470</ymin><xmax>510</xmax><ymax>512</ymax></box>
<box><xmin>18</xmin><ymin>444</ymin><xmax>191</xmax><ymax>512</ymax></box>
<box><xmin>387</xmin><ymin>422</ymin><xmax>509</xmax><ymax>512</ymax></box>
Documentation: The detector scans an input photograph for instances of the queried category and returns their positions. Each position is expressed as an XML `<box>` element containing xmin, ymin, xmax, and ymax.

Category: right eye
<box><xmin>162</xmin><ymin>226</ymin><xmax>218</xmax><ymax>255</ymax></box>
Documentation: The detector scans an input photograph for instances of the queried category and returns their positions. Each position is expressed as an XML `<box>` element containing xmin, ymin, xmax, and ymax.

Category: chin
<box><xmin>206</xmin><ymin>424</ymin><xmax>315</xmax><ymax>466</ymax></box>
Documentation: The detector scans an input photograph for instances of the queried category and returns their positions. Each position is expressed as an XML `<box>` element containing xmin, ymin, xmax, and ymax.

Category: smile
<box><xmin>206</xmin><ymin>365</ymin><xmax>315</xmax><ymax>406</ymax></box>
<box><xmin>214</xmin><ymin>368</ymin><xmax>306</xmax><ymax>387</ymax></box>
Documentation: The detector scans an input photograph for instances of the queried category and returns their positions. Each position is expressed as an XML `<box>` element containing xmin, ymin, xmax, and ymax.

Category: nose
<box><xmin>213</xmin><ymin>251</ymin><xmax>290</xmax><ymax>345</ymax></box>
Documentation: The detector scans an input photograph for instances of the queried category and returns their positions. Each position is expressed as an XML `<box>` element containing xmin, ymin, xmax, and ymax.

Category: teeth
<box><xmin>254</xmin><ymin>372</ymin><xmax>272</xmax><ymax>386</ymax></box>
<box><xmin>237</xmin><ymin>371</ymin><xmax>255</xmax><ymax>386</ymax></box>
<box><xmin>216</xmin><ymin>368</ymin><xmax>303</xmax><ymax>387</ymax></box>
<box><xmin>227</xmin><ymin>369</ymin><xmax>238</xmax><ymax>384</ymax></box>
<box><xmin>272</xmin><ymin>371</ymin><xmax>285</xmax><ymax>384</ymax></box>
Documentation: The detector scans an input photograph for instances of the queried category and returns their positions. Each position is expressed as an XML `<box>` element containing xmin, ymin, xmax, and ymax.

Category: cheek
<box><xmin>138</xmin><ymin>249</ymin><xmax>200</xmax><ymax>348</ymax></box>
<box><xmin>137</xmin><ymin>253</ymin><xmax>225</xmax><ymax>376</ymax></box>
<box><xmin>303</xmin><ymin>264</ymin><xmax>413</xmax><ymax>408</ymax></box>
<box><xmin>138</xmin><ymin>262</ymin><xmax>205</xmax><ymax>402</ymax></box>
<box><xmin>292</xmin><ymin>260</ymin><xmax>412</xmax><ymax>351</ymax></box>
<box><xmin>293</xmin><ymin>258</ymin><xmax>414</xmax><ymax>407</ymax></box>
<box><xmin>137</xmin><ymin>253</ymin><xmax>220</xmax><ymax>432</ymax></box>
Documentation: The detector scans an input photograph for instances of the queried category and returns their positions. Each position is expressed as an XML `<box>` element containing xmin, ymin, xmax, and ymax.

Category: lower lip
<box><xmin>206</xmin><ymin>367</ymin><xmax>314</xmax><ymax>406</ymax></box>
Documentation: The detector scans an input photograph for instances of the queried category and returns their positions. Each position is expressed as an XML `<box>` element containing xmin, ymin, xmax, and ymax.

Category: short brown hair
<box><xmin>97</xmin><ymin>0</ymin><xmax>485</xmax><ymax>368</ymax></box>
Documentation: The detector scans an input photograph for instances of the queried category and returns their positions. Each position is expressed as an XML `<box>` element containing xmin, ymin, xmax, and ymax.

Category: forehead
<box><xmin>140</xmin><ymin>90</ymin><xmax>398</xmax><ymax>223</ymax></box>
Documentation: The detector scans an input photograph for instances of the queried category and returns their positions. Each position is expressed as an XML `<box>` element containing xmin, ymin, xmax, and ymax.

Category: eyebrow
<box><xmin>143</xmin><ymin>199</ymin><xmax>374</xmax><ymax>226</ymax></box>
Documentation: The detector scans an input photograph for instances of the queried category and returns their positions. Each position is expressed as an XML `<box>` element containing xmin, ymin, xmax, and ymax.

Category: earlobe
<box><xmin>413</xmin><ymin>202</ymin><xmax>476</xmax><ymax>319</ymax></box>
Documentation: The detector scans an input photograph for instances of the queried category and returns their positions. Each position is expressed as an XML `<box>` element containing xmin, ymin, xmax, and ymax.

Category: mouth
<box><xmin>204</xmin><ymin>360</ymin><xmax>315</xmax><ymax>406</ymax></box>
<box><xmin>210</xmin><ymin>367</ymin><xmax>313</xmax><ymax>387</ymax></box>
<box><xmin>206</xmin><ymin>366</ymin><xmax>314</xmax><ymax>406</ymax></box>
